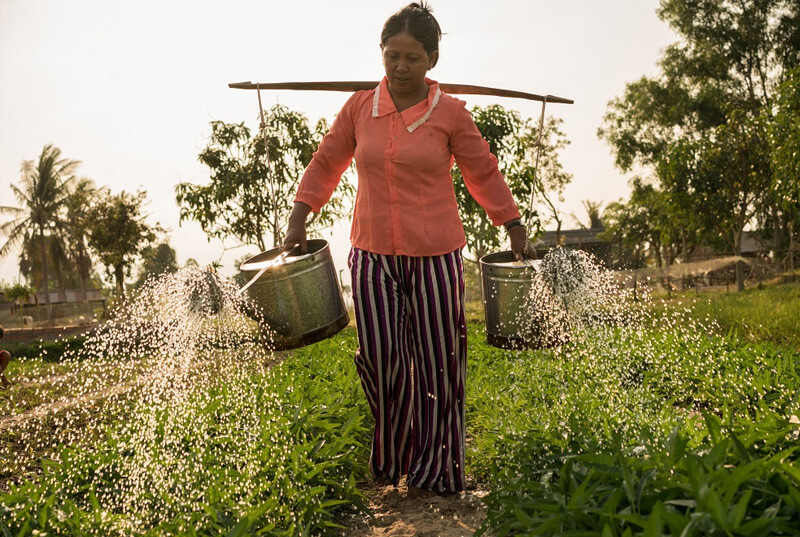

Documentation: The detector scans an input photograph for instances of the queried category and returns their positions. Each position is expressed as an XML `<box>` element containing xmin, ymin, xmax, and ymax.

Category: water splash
<box><xmin>484</xmin><ymin>246</ymin><xmax>796</xmax><ymax>463</ymax></box>
<box><xmin>0</xmin><ymin>266</ymin><xmax>278</xmax><ymax>532</ymax></box>
<box><xmin>509</xmin><ymin>247</ymin><xmax>627</xmax><ymax>348</ymax></box>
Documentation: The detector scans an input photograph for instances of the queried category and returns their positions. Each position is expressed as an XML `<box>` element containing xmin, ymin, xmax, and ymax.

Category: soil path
<box><xmin>341</xmin><ymin>477</ymin><xmax>489</xmax><ymax>537</ymax></box>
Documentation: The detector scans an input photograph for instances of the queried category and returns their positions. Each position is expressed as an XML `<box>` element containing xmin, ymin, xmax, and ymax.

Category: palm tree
<box><xmin>571</xmin><ymin>200</ymin><xmax>605</xmax><ymax>230</ymax></box>
<box><xmin>18</xmin><ymin>233</ymin><xmax>70</xmax><ymax>289</ymax></box>
<box><xmin>0</xmin><ymin>145</ymin><xmax>80</xmax><ymax>320</ymax></box>
<box><xmin>63</xmin><ymin>178</ymin><xmax>103</xmax><ymax>302</ymax></box>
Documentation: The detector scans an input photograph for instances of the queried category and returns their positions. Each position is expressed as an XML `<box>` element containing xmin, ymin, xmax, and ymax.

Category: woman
<box><xmin>283</xmin><ymin>2</ymin><xmax>535</xmax><ymax>495</ymax></box>
<box><xmin>0</xmin><ymin>325</ymin><xmax>11</xmax><ymax>389</ymax></box>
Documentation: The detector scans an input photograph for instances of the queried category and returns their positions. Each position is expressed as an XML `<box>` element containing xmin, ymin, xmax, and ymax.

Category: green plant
<box><xmin>479</xmin><ymin>417</ymin><xmax>800</xmax><ymax>537</ymax></box>
<box><xmin>465</xmin><ymin>293</ymin><xmax>800</xmax><ymax>536</ymax></box>
<box><xmin>0</xmin><ymin>329</ymin><xmax>371</xmax><ymax>536</ymax></box>
<box><xmin>3</xmin><ymin>336</ymin><xmax>87</xmax><ymax>362</ymax></box>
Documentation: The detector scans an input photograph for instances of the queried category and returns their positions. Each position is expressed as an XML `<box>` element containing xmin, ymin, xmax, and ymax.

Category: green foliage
<box><xmin>573</xmin><ymin>200</ymin><xmax>605</xmax><ymax>231</ymax></box>
<box><xmin>62</xmin><ymin>177</ymin><xmax>103</xmax><ymax>294</ymax></box>
<box><xmin>668</xmin><ymin>281</ymin><xmax>800</xmax><ymax>349</ymax></box>
<box><xmin>135</xmin><ymin>242</ymin><xmax>178</xmax><ymax>288</ymax></box>
<box><xmin>466</xmin><ymin>293</ymin><xmax>800</xmax><ymax>536</ymax></box>
<box><xmin>479</xmin><ymin>420</ymin><xmax>800</xmax><ymax>537</ymax></box>
<box><xmin>695</xmin><ymin>112</ymin><xmax>771</xmax><ymax>262</ymax></box>
<box><xmin>3</xmin><ymin>281</ymin><xmax>800</xmax><ymax>535</ymax></box>
<box><xmin>2</xmin><ymin>336</ymin><xmax>87</xmax><ymax>362</ymax></box>
<box><xmin>600</xmin><ymin>178</ymin><xmax>686</xmax><ymax>269</ymax></box>
<box><xmin>177</xmin><ymin>105</ymin><xmax>354</xmax><ymax>252</ymax></box>
<box><xmin>771</xmin><ymin>68</ymin><xmax>800</xmax><ymax>204</ymax></box>
<box><xmin>1</xmin><ymin>283</ymin><xmax>35</xmax><ymax>316</ymax></box>
<box><xmin>0</xmin><ymin>330</ymin><xmax>370</xmax><ymax>536</ymax></box>
<box><xmin>769</xmin><ymin>67</ymin><xmax>800</xmax><ymax>264</ymax></box>
<box><xmin>0</xmin><ymin>145</ymin><xmax>80</xmax><ymax>296</ymax></box>
<box><xmin>598</xmin><ymin>75</ymin><xmax>698</xmax><ymax>173</ymax></box>
<box><xmin>599</xmin><ymin>0</ymin><xmax>800</xmax><ymax>279</ymax></box>
<box><xmin>87</xmin><ymin>190</ymin><xmax>159</xmax><ymax>300</ymax></box>
<box><xmin>453</xmin><ymin>105</ymin><xmax>571</xmax><ymax>260</ymax></box>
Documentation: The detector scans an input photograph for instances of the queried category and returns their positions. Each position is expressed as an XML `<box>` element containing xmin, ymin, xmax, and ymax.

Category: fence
<box><xmin>0</xmin><ymin>288</ymin><xmax>106</xmax><ymax>329</ymax></box>
<box><xmin>613</xmin><ymin>256</ymin><xmax>780</xmax><ymax>293</ymax></box>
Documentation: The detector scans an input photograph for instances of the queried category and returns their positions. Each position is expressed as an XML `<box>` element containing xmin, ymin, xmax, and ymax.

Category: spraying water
<box><xmin>513</xmin><ymin>247</ymin><xmax>630</xmax><ymax>348</ymax></box>
<box><xmin>0</xmin><ymin>267</ymin><xmax>281</xmax><ymax>532</ymax></box>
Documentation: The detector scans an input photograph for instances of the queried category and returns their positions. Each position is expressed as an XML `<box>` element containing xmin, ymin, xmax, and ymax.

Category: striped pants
<box><xmin>348</xmin><ymin>247</ymin><xmax>467</xmax><ymax>493</ymax></box>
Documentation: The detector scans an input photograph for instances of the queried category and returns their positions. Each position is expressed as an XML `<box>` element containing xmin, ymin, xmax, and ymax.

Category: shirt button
<box><xmin>393</xmin><ymin>136</ymin><xmax>398</xmax><ymax>140</ymax></box>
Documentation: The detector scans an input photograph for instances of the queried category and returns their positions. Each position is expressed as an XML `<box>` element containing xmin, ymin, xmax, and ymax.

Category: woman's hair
<box><xmin>381</xmin><ymin>2</ymin><xmax>442</xmax><ymax>60</ymax></box>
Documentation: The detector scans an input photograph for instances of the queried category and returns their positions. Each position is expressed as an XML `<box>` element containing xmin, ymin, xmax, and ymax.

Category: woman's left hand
<box><xmin>508</xmin><ymin>225</ymin><xmax>537</xmax><ymax>261</ymax></box>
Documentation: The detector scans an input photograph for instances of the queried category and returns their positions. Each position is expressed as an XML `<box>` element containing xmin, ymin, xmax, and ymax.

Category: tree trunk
<box><xmin>38</xmin><ymin>226</ymin><xmax>54</xmax><ymax>323</ymax></box>
<box><xmin>789</xmin><ymin>220</ymin><xmax>796</xmax><ymax>278</ymax></box>
<box><xmin>78</xmin><ymin>245</ymin><xmax>89</xmax><ymax>304</ymax></box>
<box><xmin>114</xmin><ymin>263</ymin><xmax>126</xmax><ymax>302</ymax></box>
<box><xmin>554</xmin><ymin>218</ymin><xmax>563</xmax><ymax>246</ymax></box>
<box><xmin>733</xmin><ymin>228</ymin><xmax>745</xmax><ymax>292</ymax></box>
<box><xmin>681</xmin><ymin>228</ymin><xmax>689</xmax><ymax>264</ymax></box>
<box><xmin>772</xmin><ymin>203</ymin><xmax>783</xmax><ymax>267</ymax></box>
<box><xmin>79</xmin><ymin>270</ymin><xmax>88</xmax><ymax>304</ymax></box>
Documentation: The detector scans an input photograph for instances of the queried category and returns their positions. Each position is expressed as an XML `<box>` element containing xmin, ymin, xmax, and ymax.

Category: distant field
<box><xmin>650</xmin><ymin>278</ymin><xmax>800</xmax><ymax>349</ymax></box>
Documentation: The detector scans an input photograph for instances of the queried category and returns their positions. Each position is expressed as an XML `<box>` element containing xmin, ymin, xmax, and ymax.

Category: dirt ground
<box><xmin>340</xmin><ymin>477</ymin><xmax>489</xmax><ymax>537</ymax></box>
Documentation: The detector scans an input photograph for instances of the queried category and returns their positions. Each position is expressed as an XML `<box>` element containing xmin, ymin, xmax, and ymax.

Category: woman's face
<box><xmin>381</xmin><ymin>31</ymin><xmax>438</xmax><ymax>99</ymax></box>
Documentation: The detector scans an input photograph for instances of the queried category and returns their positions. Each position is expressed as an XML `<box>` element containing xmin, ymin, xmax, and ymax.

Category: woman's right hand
<box><xmin>507</xmin><ymin>222</ymin><xmax>537</xmax><ymax>261</ymax></box>
<box><xmin>283</xmin><ymin>202</ymin><xmax>312</xmax><ymax>254</ymax></box>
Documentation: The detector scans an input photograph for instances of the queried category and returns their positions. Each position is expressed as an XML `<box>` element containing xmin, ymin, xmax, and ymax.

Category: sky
<box><xmin>0</xmin><ymin>0</ymin><xmax>678</xmax><ymax>285</ymax></box>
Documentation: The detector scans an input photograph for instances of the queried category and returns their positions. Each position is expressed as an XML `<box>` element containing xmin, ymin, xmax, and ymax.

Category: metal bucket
<box><xmin>239</xmin><ymin>239</ymin><xmax>349</xmax><ymax>350</ymax></box>
<box><xmin>479</xmin><ymin>251</ymin><xmax>541</xmax><ymax>350</ymax></box>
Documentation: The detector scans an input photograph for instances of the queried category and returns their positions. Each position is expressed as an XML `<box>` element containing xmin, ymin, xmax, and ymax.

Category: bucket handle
<box><xmin>527</xmin><ymin>96</ymin><xmax>548</xmax><ymax>231</ymax></box>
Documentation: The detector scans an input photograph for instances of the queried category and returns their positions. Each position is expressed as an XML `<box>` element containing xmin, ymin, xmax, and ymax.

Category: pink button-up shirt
<box><xmin>295</xmin><ymin>77</ymin><xmax>521</xmax><ymax>257</ymax></box>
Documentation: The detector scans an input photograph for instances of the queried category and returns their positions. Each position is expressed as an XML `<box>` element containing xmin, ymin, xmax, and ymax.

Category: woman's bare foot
<box><xmin>373</xmin><ymin>471</ymin><xmax>395</xmax><ymax>487</ymax></box>
<box><xmin>406</xmin><ymin>485</ymin><xmax>437</xmax><ymax>499</ymax></box>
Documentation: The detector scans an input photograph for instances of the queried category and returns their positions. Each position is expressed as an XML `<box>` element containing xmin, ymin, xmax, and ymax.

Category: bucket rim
<box><xmin>240</xmin><ymin>238</ymin><xmax>329</xmax><ymax>271</ymax></box>
<box><xmin>479</xmin><ymin>250</ymin><xmax>541</xmax><ymax>269</ymax></box>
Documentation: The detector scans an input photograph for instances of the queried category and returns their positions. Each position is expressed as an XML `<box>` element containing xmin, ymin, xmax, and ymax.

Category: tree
<box><xmin>452</xmin><ymin>105</ymin><xmax>571</xmax><ymax>261</ymax></box>
<box><xmin>600</xmin><ymin>179</ymin><xmax>679</xmax><ymax>269</ymax></box>
<box><xmin>0</xmin><ymin>145</ymin><xmax>79</xmax><ymax>318</ymax></box>
<box><xmin>2</xmin><ymin>283</ymin><xmax>34</xmax><ymax>317</ymax></box>
<box><xmin>571</xmin><ymin>200</ymin><xmax>605</xmax><ymax>231</ymax></box>
<box><xmin>599</xmin><ymin>0</ymin><xmax>800</xmax><ymax>290</ymax></box>
<box><xmin>660</xmin><ymin>0</ymin><xmax>799</xmax><ymax>281</ymax></box>
<box><xmin>176</xmin><ymin>105</ymin><xmax>355</xmax><ymax>252</ymax></box>
<box><xmin>63</xmin><ymin>178</ymin><xmax>103</xmax><ymax>301</ymax></box>
<box><xmin>86</xmin><ymin>190</ymin><xmax>158</xmax><ymax>301</ymax></box>
<box><xmin>599</xmin><ymin>199</ymin><xmax>649</xmax><ymax>270</ymax></box>
<box><xmin>770</xmin><ymin>67</ymin><xmax>800</xmax><ymax>272</ymax></box>
<box><xmin>697</xmin><ymin>112</ymin><xmax>771</xmax><ymax>289</ymax></box>
<box><xmin>17</xmin><ymin>234</ymin><xmax>70</xmax><ymax>290</ymax></box>
<box><xmin>134</xmin><ymin>242</ymin><xmax>178</xmax><ymax>288</ymax></box>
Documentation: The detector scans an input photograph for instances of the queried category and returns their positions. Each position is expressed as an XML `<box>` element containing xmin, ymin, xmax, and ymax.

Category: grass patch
<box><xmin>2</xmin><ymin>276</ymin><xmax>799</xmax><ymax>535</ymax></box>
<box><xmin>651</xmin><ymin>280</ymin><xmax>800</xmax><ymax>349</ymax></box>
<box><xmin>1</xmin><ymin>359</ymin><xmax>71</xmax><ymax>383</ymax></box>
<box><xmin>0</xmin><ymin>329</ymin><xmax>371</xmax><ymax>536</ymax></box>
<box><xmin>465</xmin><ymin>284</ymin><xmax>800</xmax><ymax>536</ymax></box>
<box><xmin>3</xmin><ymin>336</ymin><xmax>89</xmax><ymax>362</ymax></box>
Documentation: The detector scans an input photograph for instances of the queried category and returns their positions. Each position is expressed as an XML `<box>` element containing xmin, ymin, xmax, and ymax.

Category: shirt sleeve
<box><xmin>294</xmin><ymin>93</ymin><xmax>359</xmax><ymax>211</ymax></box>
<box><xmin>449</xmin><ymin>100</ymin><xmax>522</xmax><ymax>226</ymax></box>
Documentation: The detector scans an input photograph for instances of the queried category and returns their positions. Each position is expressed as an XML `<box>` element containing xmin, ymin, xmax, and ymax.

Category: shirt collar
<box><xmin>372</xmin><ymin>77</ymin><xmax>442</xmax><ymax>133</ymax></box>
